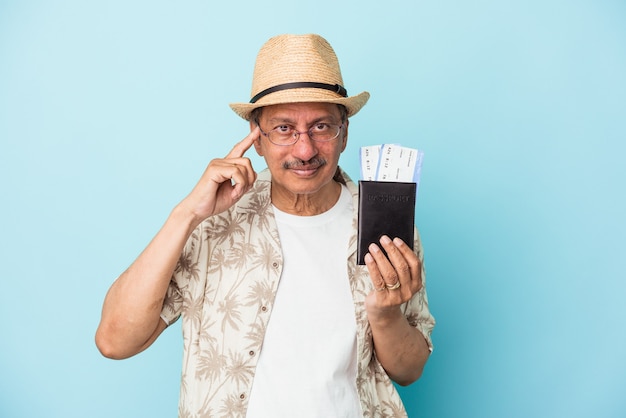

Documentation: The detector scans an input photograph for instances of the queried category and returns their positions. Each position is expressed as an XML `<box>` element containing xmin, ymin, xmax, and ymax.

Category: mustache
<box><xmin>282</xmin><ymin>157</ymin><xmax>327</xmax><ymax>170</ymax></box>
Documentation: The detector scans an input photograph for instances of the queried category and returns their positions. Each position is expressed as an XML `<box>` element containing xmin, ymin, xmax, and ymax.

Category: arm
<box><xmin>364</xmin><ymin>235</ymin><xmax>431</xmax><ymax>386</ymax></box>
<box><xmin>95</xmin><ymin>128</ymin><xmax>260</xmax><ymax>359</ymax></box>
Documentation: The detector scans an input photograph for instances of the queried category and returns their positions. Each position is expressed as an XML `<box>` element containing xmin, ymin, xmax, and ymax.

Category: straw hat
<box><xmin>230</xmin><ymin>34</ymin><xmax>370</xmax><ymax>120</ymax></box>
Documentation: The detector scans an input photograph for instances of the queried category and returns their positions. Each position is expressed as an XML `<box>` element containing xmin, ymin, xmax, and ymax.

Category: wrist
<box><xmin>367</xmin><ymin>305</ymin><xmax>405</xmax><ymax>329</ymax></box>
<box><xmin>170</xmin><ymin>203</ymin><xmax>203</xmax><ymax>235</ymax></box>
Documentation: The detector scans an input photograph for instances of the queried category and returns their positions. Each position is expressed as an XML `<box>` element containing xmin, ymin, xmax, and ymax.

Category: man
<box><xmin>96</xmin><ymin>34</ymin><xmax>435</xmax><ymax>417</ymax></box>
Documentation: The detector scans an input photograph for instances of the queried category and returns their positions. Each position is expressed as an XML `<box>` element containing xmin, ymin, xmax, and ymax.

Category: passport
<box><xmin>357</xmin><ymin>181</ymin><xmax>416</xmax><ymax>265</ymax></box>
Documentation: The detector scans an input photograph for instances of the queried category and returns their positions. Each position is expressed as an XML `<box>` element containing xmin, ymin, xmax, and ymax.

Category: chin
<box><xmin>278</xmin><ymin>174</ymin><xmax>332</xmax><ymax>195</ymax></box>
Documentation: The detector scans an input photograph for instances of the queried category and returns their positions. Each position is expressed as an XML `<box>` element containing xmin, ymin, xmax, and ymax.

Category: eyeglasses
<box><xmin>256</xmin><ymin>120</ymin><xmax>344</xmax><ymax>146</ymax></box>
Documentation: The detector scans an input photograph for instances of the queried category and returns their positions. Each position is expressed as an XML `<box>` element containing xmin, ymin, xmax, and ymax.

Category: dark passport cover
<box><xmin>357</xmin><ymin>181</ymin><xmax>416</xmax><ymax>265</ymax></box>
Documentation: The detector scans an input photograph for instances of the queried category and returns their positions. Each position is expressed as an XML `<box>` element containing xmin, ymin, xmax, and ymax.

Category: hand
<box><xmin>178</xmin><ymin>127</ymin><xmax>259</xmax><ymax>225</ymax></box>
<box><xmin>364</xmin><ymin>235</ymin><xmax>423</xmax><ymax>322</ymax></box>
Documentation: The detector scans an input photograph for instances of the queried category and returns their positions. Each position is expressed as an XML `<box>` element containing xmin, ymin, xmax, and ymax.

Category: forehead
<box><xmin>259</xmin><ymin>102</ymin><xmax>342</xmax><ymax>122</ymax></box>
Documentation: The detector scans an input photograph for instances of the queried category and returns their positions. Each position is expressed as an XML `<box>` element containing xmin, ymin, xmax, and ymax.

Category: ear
<box><xmin>339</xmin><ymin>119</ymin><xmax>349</xmax><ymax>153</ymax></box>
<box><xmin>250</xmin><ymin>120</ymin><xmax>264</xmax><ymax>156</ymax></box>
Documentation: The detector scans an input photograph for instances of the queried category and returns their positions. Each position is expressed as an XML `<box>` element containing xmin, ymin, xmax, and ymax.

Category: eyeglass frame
<box><xmin>254</xmin><ymin>118</ymin><xmax>346</xmax><ymax>146</ymax></box>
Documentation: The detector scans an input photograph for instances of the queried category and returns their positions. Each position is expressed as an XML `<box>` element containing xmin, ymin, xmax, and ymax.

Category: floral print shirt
<box><xmin>161</xmin><ymin>168</ymin><xmax>435</xmax><ymax>418</ymax></box>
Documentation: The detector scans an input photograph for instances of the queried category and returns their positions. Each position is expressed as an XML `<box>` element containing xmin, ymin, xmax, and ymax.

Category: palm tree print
<box><xmin>158</xmin><ymin>169</ymin><xmax>435</xmax><ymax>417</ymax></box>
<box><xmin>217</xmin><ymin>295</ymin><xmax>242</xmax><ymax>333</ymax></box>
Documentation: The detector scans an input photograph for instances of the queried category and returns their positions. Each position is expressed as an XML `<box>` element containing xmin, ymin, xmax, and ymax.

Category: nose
<box><xmin>291</xmin><ymin>131</ymin><xmax>318</xmax><ymax>161</ymax></box>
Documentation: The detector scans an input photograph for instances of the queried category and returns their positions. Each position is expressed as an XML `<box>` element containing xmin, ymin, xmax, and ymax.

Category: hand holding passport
<box><xmin>357</xmin><ymin>145</ymin><xmax>424</xmax><ymax>264</ymax></box>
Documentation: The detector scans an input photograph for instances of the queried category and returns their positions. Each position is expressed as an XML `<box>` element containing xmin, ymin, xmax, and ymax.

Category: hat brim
<box><xmin>229</xmin><ymin>89</ymin><xmax>370</xmax><ymax>121</ymax></box>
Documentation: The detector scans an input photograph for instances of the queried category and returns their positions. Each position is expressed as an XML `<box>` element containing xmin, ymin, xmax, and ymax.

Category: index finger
<box><xmin>389</xmin><ymin>237</ymin><xmax>422</xmax><ymax>286</ymax></box>
<box><xmin>225</xmin><ymin>126</ymin><xmax>260</xmax><ymax>159</ymax></box>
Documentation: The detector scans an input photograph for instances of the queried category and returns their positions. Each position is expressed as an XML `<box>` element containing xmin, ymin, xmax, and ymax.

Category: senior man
<box><xmin>96</xmin><ymin>33</ymin><xmax>435</xmax><ymax>417</ymax></box>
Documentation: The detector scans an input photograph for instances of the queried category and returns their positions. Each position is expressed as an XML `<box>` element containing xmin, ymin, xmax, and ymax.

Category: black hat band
<box><xmin>250</xmin><ymin>82</ymin><xmax>348</xmax><ymax>104</ymax></box>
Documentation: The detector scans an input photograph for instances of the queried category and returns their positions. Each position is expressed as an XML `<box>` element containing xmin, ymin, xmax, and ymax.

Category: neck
<box><xmin>271</xmin><ymin>181</ymin><xmax>341</xmax><ymax>216</ymax></box>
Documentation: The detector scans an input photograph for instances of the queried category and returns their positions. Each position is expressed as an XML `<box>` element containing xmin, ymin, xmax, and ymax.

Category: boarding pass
<box><xmin>359</xmin><ymin>144</ymin><xmax>424</xmax><ymax>184</ymax></box>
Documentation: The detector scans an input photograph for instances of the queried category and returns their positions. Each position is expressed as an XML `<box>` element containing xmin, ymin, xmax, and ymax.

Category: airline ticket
<box><xmin>359</xmin><ymin>144</ymin><xmax>424</xmax><ymax>184</ymax></box>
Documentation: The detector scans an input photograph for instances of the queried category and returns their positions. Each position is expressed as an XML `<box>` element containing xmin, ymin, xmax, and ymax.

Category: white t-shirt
<box><xmin>246</xmin><ymin>185</ymin><xmax>362</xmax><ymax>417</ymax></box>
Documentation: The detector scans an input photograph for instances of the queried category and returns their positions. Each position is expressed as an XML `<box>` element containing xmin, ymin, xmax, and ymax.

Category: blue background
<box><xmin>1</xmin><ymin>1</ymin><xmax>625</xmax><ymax>417</ymax></box>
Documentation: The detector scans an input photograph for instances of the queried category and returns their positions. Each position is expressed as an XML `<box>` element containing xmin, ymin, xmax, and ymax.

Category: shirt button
<box><xmin>240</xmin><ymin>393</ymin><xmax>246</xmax><ymax>400</ymax></box>
<box><xmin>261</xmin><ymin>306</ymin><xmax>267</xmax><ymax>312</ymax></box>
<box><xmin>272</xmin><ymin>262</ymin><xmax>278</xmax><ymax>268</ymax></box>
<box><xmin>249</xmin><ymin>350</ymin><xmax>255</xmax><ymax>357</ymax></box>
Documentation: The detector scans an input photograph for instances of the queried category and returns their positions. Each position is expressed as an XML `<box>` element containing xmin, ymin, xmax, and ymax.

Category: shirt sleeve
<box><xmin>403</xmin><ymin>227</ymin><xmax>436</xmax><ymax>351</ymax></box>
<box><xmin>159</xmin><ymin>222</ymin><xmax>205</xmax><ymax>326</ymax></box>
<box><xmin>160</xmin><ymin>278</ymin><xmax>183</xmax><ymax>326</ymax></box>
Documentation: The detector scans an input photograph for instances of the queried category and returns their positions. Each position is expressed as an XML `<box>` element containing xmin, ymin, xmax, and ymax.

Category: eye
<box><xmin>274</xmin><ymin>125</ymin><xmax>293</xmax><ymax>134</ymax></box>
<box><xmin>311</xmin><ymin>123</ymin><xmax>331</xmax><ymax>133</ymax></box>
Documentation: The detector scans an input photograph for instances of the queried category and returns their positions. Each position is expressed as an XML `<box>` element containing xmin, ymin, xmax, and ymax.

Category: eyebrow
<box><xmin>265</xmin><ymin>114</ymin><xmax>341</xmax><ymax>125</ymax></box>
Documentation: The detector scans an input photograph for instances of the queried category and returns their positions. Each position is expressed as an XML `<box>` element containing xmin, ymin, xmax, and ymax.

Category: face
<box><xmin>251</xmin><ymin>102</ymin><xmax>349</xmax><ymax>202</ymax></box>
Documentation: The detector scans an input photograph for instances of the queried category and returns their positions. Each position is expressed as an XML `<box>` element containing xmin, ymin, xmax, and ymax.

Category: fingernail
<box><xmin>380</xmin><ymin>235</ymin><xmax>391</xmax><ymax>245</ymax></box>
<box><xmin>369</xmin><ymin>243</ymin><xmax>380</xmax><ymax>253</ymax></box>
